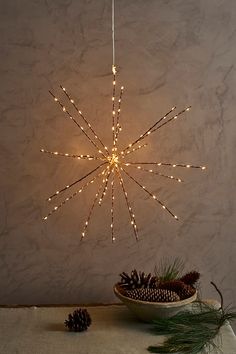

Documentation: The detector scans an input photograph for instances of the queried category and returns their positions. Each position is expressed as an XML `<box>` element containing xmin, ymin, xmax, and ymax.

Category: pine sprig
<box><xmin>147</xmin><ymin>283</ymin><xmax>236</xmax><ymax>353</ymax></box>
<box><xmin>154</xmin><ymin>258</ymin><xmax>184</xmax><ymax>282</ymax></box>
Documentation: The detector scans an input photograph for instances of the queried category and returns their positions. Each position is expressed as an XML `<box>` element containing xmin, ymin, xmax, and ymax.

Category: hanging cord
<box><xmin>112</xmin><ymin>0</ymin><xmax>116</xmax><ymax>74</ymax></box>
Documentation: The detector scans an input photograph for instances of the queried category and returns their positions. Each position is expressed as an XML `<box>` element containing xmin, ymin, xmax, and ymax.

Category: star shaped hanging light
<box><xmin>41</xmin><ymin>1</ymin><xmax>206</xmax><ymax>242</ymax></box>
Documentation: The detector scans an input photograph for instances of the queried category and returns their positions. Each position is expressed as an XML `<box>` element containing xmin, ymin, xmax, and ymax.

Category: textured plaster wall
<box><xmin>0</xmin><ymin>0</ymin><xmax>236</xmax><ymax>311</ymax></box>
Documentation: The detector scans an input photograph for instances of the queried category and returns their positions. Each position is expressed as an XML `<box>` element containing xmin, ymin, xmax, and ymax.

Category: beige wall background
<box><xmin>0</xmin><ymin>0</ymin><xmax>235</xmax><ymax>315</ymax></box>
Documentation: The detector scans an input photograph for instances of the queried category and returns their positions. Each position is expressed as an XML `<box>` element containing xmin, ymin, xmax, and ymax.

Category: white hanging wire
<box><xmin>112</xmin><ymin>0</ymin><xmax>116</xmax><ymax>74</ymax></box>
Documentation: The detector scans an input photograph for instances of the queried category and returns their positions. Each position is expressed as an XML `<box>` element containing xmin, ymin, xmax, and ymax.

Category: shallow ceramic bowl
<box><xmin>114</xmin><ymin>285</ymin><xmax>197</xmax><ymax>322</ymax></box>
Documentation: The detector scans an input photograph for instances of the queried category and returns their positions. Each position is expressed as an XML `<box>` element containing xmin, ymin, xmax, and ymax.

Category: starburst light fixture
<box><xmin>41</xmin><ymin>1</ymin><xmax>206</xmax><ymax>242</ymax></box>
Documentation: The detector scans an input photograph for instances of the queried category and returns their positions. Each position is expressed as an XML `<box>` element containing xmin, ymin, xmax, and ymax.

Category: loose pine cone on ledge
<box><xmin>65</xmin><ymin>308</ymin><xmax>91</xmax><ymax>332</ymax></box>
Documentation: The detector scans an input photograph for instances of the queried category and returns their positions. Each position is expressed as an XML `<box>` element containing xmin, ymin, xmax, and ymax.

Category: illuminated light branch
<box><xmin>122</xmin><ymin>106</ymin><xmax>176</xmax><ymax>153</ymax></box>
<box><xmin>60</xmin><ymin>85</ymin><xmax>109</xmax><ymax>156</ymax></box>
<box><xmin>98</xmin><ymin>167</ymin><xmax>112</xmax><ymax>206</ymax></box>
<box><xmin>120</xmin><ymin>143</ymin><xmax>148</xmax><ymax>158</ymax></box>
<box><xmin>114</xmin><ymin>86</ymin><xmax>124</xmax><ymax>147</ymax></box>
<box><xmin>40</xmin><ymin>149</ymin><xmax>100</xmax><ymax>160</ymax></box>
<box><xmin>81</xmin><ymin>180</ymin><xmax>105</xmax><ymax>240</ymax></box>
<box><xmin>123</xmin><ymin>164</ymin><xmax>183</xmax><ymax>183</ymax></box>
<box><xmin>121</xmin><ymin>167</ymin><xmax>178</xmax><ymax>220</ymax></box>
<box><xmin>46</xmin><ymin>162</ymin><xmax>107</xmax><ymax>202</ymax></box>
<box><xmin>111</xmin><ymin>176</ymin><xmax>115</xmax><ymax>242</ymax></box>
<box><xmin>116</xmin><ymin>168</ymin><xmax>139</xmax><ymax>240</ymax></box>
<box><xmin>49</xmin><ymin>90</ymin><xmax>107</xmax><ymax>159</ymax></box>
<box><xmin>150</xmin><ymin>106</ymin><xmax>191</xmax><ymax>135</ymax></box>
<box><xmin>43</xmin><ymin>168</ymin><xmax>107</xmax><ymax>221</ymax></box>
<box><xmin>111</xmin><ymin>65</ymin><xmax>117</xmax><ymax>151</ymax></box>
<box><xmin>124</xmin><ymin>162</ymin><xmax>206</xmax><ymax>170</ymax></box>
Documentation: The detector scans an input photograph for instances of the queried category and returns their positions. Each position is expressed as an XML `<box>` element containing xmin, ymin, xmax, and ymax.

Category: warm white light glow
<box><xmin>43</xmin><ymin>70</ymin><xmax>206</xmax><ymax>242</ymax></box>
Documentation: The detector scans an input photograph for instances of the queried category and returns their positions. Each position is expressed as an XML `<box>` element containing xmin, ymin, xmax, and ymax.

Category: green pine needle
<box><xmin>154</xmin><ymin>258</ymin><xmax>185</xmax><ymax>282</ymax></box>
<box><xmin>148</xmin><ymin>301</ymin><xmax>236</xmax><ymax>353</ymax></box>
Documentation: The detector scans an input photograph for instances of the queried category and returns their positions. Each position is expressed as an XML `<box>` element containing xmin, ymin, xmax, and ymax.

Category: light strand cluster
<box><xmin>49</xmin><ymin>90</ymin><xmax>108</xmax><ymax>159</ymax></box>
<box><xmin>42</xmin><ymin>1</ymin><xmax>206</xmax><ymax>240</ymax></box>
<box><xmin>42</xmin><ymin>67</ymin><xmax>206</xmax><ymax>241</ymax></box>
<box><xmin>60</xmin><ymin>85</ymin><xmax>109</xmax><ymax>155</ymax></box>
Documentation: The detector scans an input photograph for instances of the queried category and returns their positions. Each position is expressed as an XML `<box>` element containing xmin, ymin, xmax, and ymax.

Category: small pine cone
<box><xmin>119</xmin><ymin>269</ymin><xmax>157</xmax><ymax>290</ymax></box>
<box><xmin>124</xmin><ymin>288</ymin><xmax>180</xmax><ymax>302</ymax></box>
<box><xmin>159</xmin><ymin>280</ymin><xmax>186</xmax><ymax>293</ymax></box>
<box><xmin>180</xmin><ymin>271</ymin><xmax>200</xmax><ymax>286</ymax></box>
<box><xmin>159</xmin><ymin>280</ymin><xmax>196</xmax><ymax>300</ymax></box>
<box><xmin>178</xmin><ymin>284</ymin><xmax>196</xmax><ymax>300</ymax></box>
<box><xmin>65</xmin><ymin>308</ymin><xmax>91</xmax><ymax>332</ymax></box>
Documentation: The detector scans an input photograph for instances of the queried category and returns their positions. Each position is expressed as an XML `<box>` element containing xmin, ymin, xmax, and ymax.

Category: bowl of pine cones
<box><xmin>114</xmin><ymin>260</ymin><xmax>199</xmax><ymax>322</ymax></box>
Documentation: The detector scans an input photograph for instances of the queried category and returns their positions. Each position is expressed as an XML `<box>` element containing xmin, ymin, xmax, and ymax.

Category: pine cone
<box><xmin>124</xmin><ymin>288</ymin><xmax>180</xmax><ymax>302</ymax></box>
<box><xmin>180</xmin><ymin>271</ymin><xmax>200</xmax><ymax>286</ymax></box>
<box><xmin>159</xmin><ymin>280</ymin><xmax>196</xmax><ymax>300</ymax></box>
<box><xmin>119</xmin><ymin>269</ymin><xmax>157</xmax><ymax>290</ymax></box>
<box><xmin>178</xmin><ymin>284</ymin><xmax>196</xmax><ymax>300</ymax></box>
<box><xmin>65</xmin><ymin>308</ymin><xmax>91</xmax><ymax>332</ymax></box>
